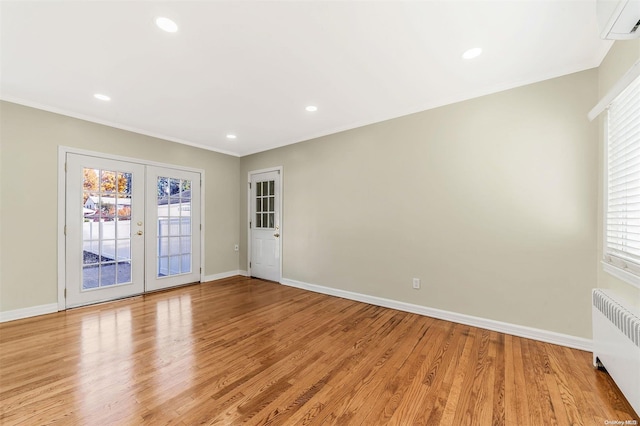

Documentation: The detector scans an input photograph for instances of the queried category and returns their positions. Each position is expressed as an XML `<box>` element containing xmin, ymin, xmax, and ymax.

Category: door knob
<box><xmin>137</xmin><ymin>230</ymin><xmax>143</xmax><ymax>236</ymax></box>
<box><xmin>274</xmin><ymin>232</ymin><xmax>280</xmax><ymax>238</ymax></box>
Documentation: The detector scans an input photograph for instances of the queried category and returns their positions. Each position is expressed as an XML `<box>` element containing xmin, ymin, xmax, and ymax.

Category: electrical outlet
<box><xmin>412</xmin><ymin>278</ymin><xmax>420</xmax><ymax>289</ymax></box>
<box><xmin>234</xmin><ymin>244</ymin><xmax>239</xmax><ymax>252</ymax></box>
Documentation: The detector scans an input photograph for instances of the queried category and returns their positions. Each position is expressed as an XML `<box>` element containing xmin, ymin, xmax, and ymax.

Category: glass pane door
<box><xmin>66</xmin><ymin>154</ymin><xmax>145</xmax><ymax>308</ymax></box>
<box><xmin>145</xmin><ymin>166</ymin><xmax>201</xmax><ymax>292</ymax></box>
<box><xmin>249</xmin><ymin>169</ymin><xmax>281</xmax><ymax>282</ymax></box>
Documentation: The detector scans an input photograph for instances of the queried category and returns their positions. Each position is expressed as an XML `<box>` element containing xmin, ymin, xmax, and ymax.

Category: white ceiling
<box><xmin>1</xmin><ymin>1</ymin><xmax>612</xmax><ymax>157</ymax></box>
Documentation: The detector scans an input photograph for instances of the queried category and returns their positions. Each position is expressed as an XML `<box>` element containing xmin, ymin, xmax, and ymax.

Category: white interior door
<box><xmin>65</xmin><ymin>153</ymin><xmax>145</xmax><ymax>307</ymax></box>
<box><xmin>145</xmin><ymin>166</ymin><xmax>201</xmax><ymax>291</ymax></box>
<box><xmin>250</xmin><ymin>170</ymin><xmax>281</xmax><ymax>282</ymax></box>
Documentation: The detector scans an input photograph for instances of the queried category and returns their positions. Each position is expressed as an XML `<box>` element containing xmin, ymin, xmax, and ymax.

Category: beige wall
<box><xmin>1</xmin><ymin>50</ymin><xmax>620</xmax><ymax>339</ymax></box>
<box><xmin>0</xmin><ymin>101</ymin><xmax>240</xmax><ymax>312</ymax></box>
<box><xmin>241</xmin><ymin>69</ymin><xmax>599</xmax><ymax>338</ymax></box>
<box><xmin>597</xmin><ymin>40</ymin><xmax>640</xmax><ymax>308</ymax></box>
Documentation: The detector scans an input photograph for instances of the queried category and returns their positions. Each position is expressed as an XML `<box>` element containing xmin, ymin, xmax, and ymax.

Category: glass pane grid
<box><xmin>82</xmin><ymin>167</ymin><xmax>133</xmax><ymax>290</ymax></box>
<box><xmin>255</xmin><ymin>180</ymin><xmax>275</xmax><ymax>229</ymax></box>
<box><xmin>157</xmin><ymin>176</ymin><xmax>192</xmax><ymax>278</ymax></box>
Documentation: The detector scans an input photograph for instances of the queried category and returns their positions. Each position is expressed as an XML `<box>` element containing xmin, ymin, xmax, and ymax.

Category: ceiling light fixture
<box><xmin>226</xmin><ymin>134</ymin><xmax>237</xmax><ymax>140</ymax></box>
<box><xmin>94</xmin><ymin>93</ymin><xmax>111</xmax><ymax>101</ymax></box>
<box><xmin>305</xmin><ymin>105</ymin><xmax>318</xmax><ymax>112</ymax></box>
<box><xmin>462</xmin><ymin>47</ymin><xmax>482</xmax><ymax>60</ymax></box>
<box><xmin>155</xmin><ymin>17</ymin><xmax>178</xmax><ymax>33</ymax></box>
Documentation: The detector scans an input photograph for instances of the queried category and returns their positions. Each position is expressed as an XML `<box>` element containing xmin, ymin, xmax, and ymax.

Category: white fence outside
<box><xmin>83</xmin><ymin>221</ymin><xmax>130</xmax><ymax>261</ymax></box>
<box><xmin>83</xmin><ymin>218</ymin><xmax>191</xmax><ymax>275</ymax></box>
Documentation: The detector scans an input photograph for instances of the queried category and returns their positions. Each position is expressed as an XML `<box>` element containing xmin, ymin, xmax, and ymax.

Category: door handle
<box><xmin>137</xmin><ymin>231</ymin><xmax>143</xmax><ymax>236</ymax></box>
<box><xmin>273</xmin><ymin>232</ymin><xmax>280</xmax><ymax>238</ymax></box>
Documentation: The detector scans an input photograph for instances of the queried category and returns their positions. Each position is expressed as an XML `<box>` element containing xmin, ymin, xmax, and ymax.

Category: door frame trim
<box><xmin>247</xmin><ymin>166</ymin><xmax>283</xmax><ymax>282</ymax></box>
<box><xmin>57</xmin><ymin>146</ymin><xmax>206</xmax><ymax>310</ymax></box>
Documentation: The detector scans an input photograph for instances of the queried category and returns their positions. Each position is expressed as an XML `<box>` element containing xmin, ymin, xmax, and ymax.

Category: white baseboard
<box><xmin>203</xmin><ymin>270</ymin><xmax>249</xmax><ymax>282</ymax></box>
<box><xmin>280</xmin><ymin>278</ymin><xmax>592</xmax><ymax>352</ymax></box>
<box><xmin>2</xmin><ymin>278</ymin><xmax>591</xmax><ymax>352</ymax></box>
<box><xmin>0</xmin><ymin>303</ymin><xmax>59</xmax><ymax>323</ymax></box>
<box><xmin>2</xmin><ymin>273</ymin><xmax>251</xmax><ymax>322</ymax></box>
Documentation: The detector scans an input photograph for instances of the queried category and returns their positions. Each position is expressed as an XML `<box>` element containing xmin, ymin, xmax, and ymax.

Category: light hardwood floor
<box><xmin>0</xmin><ymin>276</ymin><xmax>637</xmax><ymax>425</ymax></box>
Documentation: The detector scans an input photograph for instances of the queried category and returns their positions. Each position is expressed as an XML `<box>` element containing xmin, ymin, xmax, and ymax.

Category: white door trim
<box><xmin>57</xmin><ymin>146</ymin><xmax>206</xmax><ymax>311</ymax></box>
<box><xmin>247</xmin><ymin>166</ymin><xmax>283</xmax><ymax>282</ymax></box>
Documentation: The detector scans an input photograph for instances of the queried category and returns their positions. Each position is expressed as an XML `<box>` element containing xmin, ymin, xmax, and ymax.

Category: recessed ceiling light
<box><xmin>226</xmin><ymin>134</ymin><xmax>237</xmax><ymax>140</ymax></box>
<box><xmin>155</xmin><ymin>17</ymin><xmax>178</xmax><ymax>33</ymax></box>
<box><xmin>305</xmin><ymin>105</ymin><xmax>318</xmax><ymax>112</ymax></box>
<box><xmin>462</xmin><ymin>48</ymin><xmax>482</xmax><ymax>60</ymax></box>
<box><xmin>94</xmin><ymin>93</ymin><xmax>111</xmax><ymax>101</ymax></box>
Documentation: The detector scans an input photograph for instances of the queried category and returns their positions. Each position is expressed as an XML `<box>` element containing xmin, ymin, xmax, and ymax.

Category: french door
<box><xmin>65</xmin><ymin>153</ymin><xmax>201</xmax><ymax>308</ymax></box>
<box><xmin>145</xmin><ymin>166</ymin><xmax>201</xmax><ymax>291</ymax></box>
<box><xmin>65</xmin><ymin>154</ymin><xmax>145</xmax><ymax>307</ymax></box>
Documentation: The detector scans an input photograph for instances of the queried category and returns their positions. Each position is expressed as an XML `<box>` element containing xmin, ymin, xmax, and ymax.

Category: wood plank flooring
<box><xmin>0</xmin><ymin>276</ymin><xmax>637</xmax><ymax>425</ymax></box>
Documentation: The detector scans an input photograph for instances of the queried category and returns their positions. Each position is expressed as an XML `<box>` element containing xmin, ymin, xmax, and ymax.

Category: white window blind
<box><xmin>605</xmin><ymin>74</ymin><xmax>640</xmax><ymax>275</ymax></box>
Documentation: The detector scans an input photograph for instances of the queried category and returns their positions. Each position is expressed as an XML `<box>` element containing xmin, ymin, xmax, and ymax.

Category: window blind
<box><xmin>606</xmin><ymin>74</ymin><xmax>640</xmax><ymax>274</ymax></box>
<box><xmin>589</xmin><ymin>59</ymin><xmax>640</xmax><ymax>121</ymax></box>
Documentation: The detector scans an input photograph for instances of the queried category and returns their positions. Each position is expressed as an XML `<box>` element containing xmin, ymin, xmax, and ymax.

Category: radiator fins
<box><xmin>593</xmin><ymin>289</ymin><xmax>640</xmax><ymax>349</ymax></box>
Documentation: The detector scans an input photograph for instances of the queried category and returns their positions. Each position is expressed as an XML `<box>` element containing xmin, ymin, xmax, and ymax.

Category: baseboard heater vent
<box><xmin>592</xmin><ymin>289</ymin><xmax>640</xmax><ymax>414</ymax></box>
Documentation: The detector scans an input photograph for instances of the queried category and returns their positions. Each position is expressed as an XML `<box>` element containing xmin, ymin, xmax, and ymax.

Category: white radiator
<box><xmin>592</xmin><ymin>289</ymin><xmax>640</xmax><ymax>415</ymax></box>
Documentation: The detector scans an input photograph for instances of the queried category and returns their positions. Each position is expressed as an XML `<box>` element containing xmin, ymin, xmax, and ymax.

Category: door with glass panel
<box><xmin>250</xmin><ymin>170</ymin><xmax>281</xmax><ymax>282</ymax></box>
<box><xmin>66</xmin><ymin>154</ymin><xmax>201</xmax><ymax>307</ymax></box>
<box><xmin>65</xmin><ymin>154</ymin><xmax>145</xmax><ymax>307</ymax></box>
<box><xmin>145</xmin><ymin>166</ymin><xmax>201</xmax><ymax>292</ymax></box>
